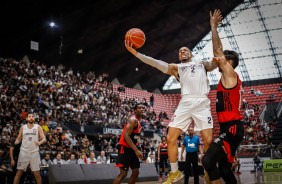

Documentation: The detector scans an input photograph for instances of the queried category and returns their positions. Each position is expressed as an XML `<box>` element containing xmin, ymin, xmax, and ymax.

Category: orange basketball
<box><xmin>125</xmin><ymin>28</ymin><xmax>146</xmax><ymax>49</ymax></box>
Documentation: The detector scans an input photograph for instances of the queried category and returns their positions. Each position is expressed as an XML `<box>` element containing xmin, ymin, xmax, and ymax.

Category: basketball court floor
<box><xmin>123</xmin><ymin>171</ymin><xmax>282</xmax><ymax>184</ymax></box>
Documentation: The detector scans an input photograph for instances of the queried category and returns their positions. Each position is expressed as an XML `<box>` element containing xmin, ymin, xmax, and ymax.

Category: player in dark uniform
<box><xmin>8</xmin><ymin>138</ymin><xmax>25</xmax><ymax>184</ymax></box>
<box><xmin>202</xmin><ymin>9</ymin><xmax>244</xmax><ymax>184</ymax></box>
<box><xmin>158</xmin><ymin>136</ymin><xmax>169</xmax><ymax>180</ymax></box>
<box><xmin>113</xmin><ymin>103</ymin><xmax>145</xmax><ymax>184</ymax></box>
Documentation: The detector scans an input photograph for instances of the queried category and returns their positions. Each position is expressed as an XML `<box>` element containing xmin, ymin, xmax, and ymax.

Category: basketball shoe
<box><xmin>162</xmin><ymin>170</ymin><xmax>183</xmax><ymax>184</ymax></box>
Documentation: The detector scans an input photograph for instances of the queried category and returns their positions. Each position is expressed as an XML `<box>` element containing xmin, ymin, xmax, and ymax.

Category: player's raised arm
<box><xmin>210</xmin><ymin>9</ymin><xmax>223</xmax><ymax>57</ymax></box>
<box><xmin>125</xmin><ymin>40</ymin><xmax>171</xmax><ymax>75</ymax></box>
<box><xmin>202</xmin><ymin>60</ymin><xmax>219</xmax><ymax>72</ymax></box>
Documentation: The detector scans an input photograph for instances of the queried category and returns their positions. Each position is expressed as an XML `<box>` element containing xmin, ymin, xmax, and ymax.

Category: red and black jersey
<box><xmin>216</xmin><ymin>73</ymin><xmax>243</xmax><ymax>123</ymax></box>
<box><xmin>118</xmin><ymin>115</ymin><xmax>142</xmax><ymax>148</ymax></box>
<box><xmin>159</xmin><ymin>143</ymin><xmax>168</xmax><ymax>155</ymax></box>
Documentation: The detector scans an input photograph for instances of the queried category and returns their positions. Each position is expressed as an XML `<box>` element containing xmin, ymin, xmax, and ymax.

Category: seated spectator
<box><xmin>87</xmin><ymin>151</ymin><xmax>97</xmax><ymax>164</ymax></box>
<box><xmin>56</xmin><ymin>125</ymin><xmax>63</xmax><ymax>133</ymax></box>
<box><xmin>245</xmin><ymin>108</ymin><xmax>255</xmax><ymax>118</ymax></box>
<box><xmin>146</xmin><ymin>152</ymin><xmax>156</xmax><ymax>163</ymax></box>
<box><xmin>69</xmin><ymin>135</ymin><xmax>78</xmax><ymax>150</ymax></box>
<box><xmin>117</xmin><ymin>85</ymin><xmax>125</xmax><ymax>92</ymax></box>
<box><xmin>78</xmin><ymin>152</ymin><xmax>89</xmax><ymax>164</ymax></box>
<box><xmin>278</xmin><ymin>85</ymin><xmax>282</xmax><ymax>91</ymax></box>
<box><xmin>53</xmin><ymin>153</ymin><xmax>66</xmax><ymax>164</ymax></box>
<box><xmin>41</xmin><ymin>153</ymin><xmax>53</xmax><ymax>166</ymax></box>
<box><xmin>274</xmin><ymin>148</ymin><xmax>281</xmax><ymax>159</ymax></box>
<box><xmin>73</xmin><ymin>142</ymin><xmax>82</xmax><ymax>152</ymax></box>
<box><xmin>89</xmin><ymin>142</ymin><xmax>95</xmax><ymax>152</ymax></box>
<box><xmin>82</xmin><ymin>135</ymin><xmax>90</xmax><ymax>148</ymax></box>
<box><xmin>250</xmin><ymin>87</ymin><xmax>255</xmax><ymax>94</ymax></box>
<box><xmin>252</xmin><ymin>104</ymin><xmax>260</xmax><ymax>112</ymax></box>
<box><xmin>147</xmin><ymin>147</ymin><xmax>156</xmax><ymax>158</ymax></box>
<box><xmin>67</xmin><ymin>154</ymin><xmax>77</xmax><ymax>164</ymax></box>
<box><xmin>41</xmin><ymin>121</ymin><xmax>50</xmax><ymax>133</ymax></box>
<box><xmin>20</xmin><ymin>108</ymin><xmax>28</xmax><ymax>120</ymax></box>
<box><xmin>48</xmin><ymin>119</ymin><xmax>57</xmax><ymax>130</ymax></box>
<box><xmin>65</xmin><ymin>130</ymin><xmax>72</xmax><ymax>140</ymax></box>
<box><xmin>2</xmin><ymin>124</ymin><xmax>11</xmax><ymax>134</ymax></box>
<box><xmin>97</xmin><ymin>151</ymin><xmax>107</xmax><ymax>164</ymax></box>
<box><xmin>242</xmin><ymin>99</ymin><xmax>248</xmax><ymax>109</ymax></box>
<box><xmin>47</xmin><ymin>134</ymin><xmax>58</xmax><ymax>150</ymax></box>
<box><xmin>255</xmin><ymin>89</ymin><xmax>263</xmax><ymax>96</ymax></box>
<box><xmin>1</xmin><ymin>132</ymin><xmax>10</xmax><ymax>141</ymax></box>
<box><xmin>253</xmin><ymin>153</ymin><xmax>263</xmax><ymax>172</ymax></box>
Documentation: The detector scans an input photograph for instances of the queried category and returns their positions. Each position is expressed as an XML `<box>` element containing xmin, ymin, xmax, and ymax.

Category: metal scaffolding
<box><xmin>253</xmin><ymin>0</ymin><xmax>282</xmax><ymax>78</ymax></box>
<box><xmin>222</xmin><ymin>18</ymin><xmax>251</xmax><ymax>81</ymax></box>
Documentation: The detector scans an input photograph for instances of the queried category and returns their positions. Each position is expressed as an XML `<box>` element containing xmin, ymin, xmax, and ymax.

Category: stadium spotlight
<box><xmin>49</xmin><ymin>21</ymin><xmax>56</xmax><ymax>28</ymax></box>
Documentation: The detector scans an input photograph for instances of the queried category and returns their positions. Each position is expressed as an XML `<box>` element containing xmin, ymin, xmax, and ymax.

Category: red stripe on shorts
<box><xmin>223</xmin><ymin>140</ymin><xmax>234</xmax><ymax>163</ymax></box>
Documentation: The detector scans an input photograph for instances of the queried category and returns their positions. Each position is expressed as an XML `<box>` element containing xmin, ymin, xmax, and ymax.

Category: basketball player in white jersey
<box><xmin>125</xmin><ymin>41</ymin><xmax>218</xmax><ymax>184</ymax></box>
<box><xmin>13</xmin><ymin>112</ymin><xmax>46</xmax><ymax>184</ymax></box>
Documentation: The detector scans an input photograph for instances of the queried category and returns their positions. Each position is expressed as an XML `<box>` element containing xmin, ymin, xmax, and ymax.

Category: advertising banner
<box><xmin>239</xmin><ymin>157</ymin><xmax>270</xmax><ymax>171</ymax></box>
<box><xmin>264</xmin><ymin>159</ymin><xmax>282</xmax><ymax>172</ymax></box>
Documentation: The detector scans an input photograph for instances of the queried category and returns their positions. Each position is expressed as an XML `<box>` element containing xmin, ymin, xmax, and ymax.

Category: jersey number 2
<box><xmin>208</xmin><ymin>117</ymin><xmax>212</xmax><ymax>124</ymax></box>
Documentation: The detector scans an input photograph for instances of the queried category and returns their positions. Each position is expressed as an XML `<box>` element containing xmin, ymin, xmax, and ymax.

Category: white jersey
<box><xmin>21</xmin><ymin>124</ymin><xmax>39</xmax><ymax>152</ymax></box>
<box><xmin>178</xmin><ymin>61</ymin><xmax>210</xmax><ymax>96</ymax></box>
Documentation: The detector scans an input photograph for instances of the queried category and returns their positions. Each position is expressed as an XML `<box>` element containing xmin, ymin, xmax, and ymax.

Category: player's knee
<box><xmin>33</xmin><ymin>171</ymin><xmax>41</xmax><ymax>178</ymax></box>
<box><xmin>204</xmin><ymin>136</ymin><xmax>213</xmax><ymax>147</ymax></box>
<box><xmin>16</xmin><ymin>170</ymin><xmax>24</xmax><ymax>177</ymax></box>
<box><xmin>120</xmin><ymin>170</ymin><xmax>128</xmax><ymax>178</ymax></box>
<box><xmin>166</xmin><ymin>135</ymin><xmax>177</xmax><ymax>145</ymax></box>
<box><xmin>202</xmin><ymin>155</ymin><xmax>220</xmax><ymax>181</ymax></box>
<box><xmin>131</xmin><ymin>169</ymin><xmax>139</xmax><ymax>178</ymax></box>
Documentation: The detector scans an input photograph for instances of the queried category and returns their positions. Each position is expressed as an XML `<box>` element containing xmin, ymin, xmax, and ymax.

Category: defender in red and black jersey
<box><xmin>113</xmin><ymin>103</ymin><xmax>145</xmax><ymax>184</ymax></box>
<box><xmin>202</xmin><ymin>9</ymin><xmax>244</xmax><ymax>184</ymax></box>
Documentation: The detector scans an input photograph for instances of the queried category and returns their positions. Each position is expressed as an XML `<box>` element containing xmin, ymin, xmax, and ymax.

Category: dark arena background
<box><xmin>0</xmin><ymin>0</ymin><xmax>282</xmax><ymax>183</ymax></box>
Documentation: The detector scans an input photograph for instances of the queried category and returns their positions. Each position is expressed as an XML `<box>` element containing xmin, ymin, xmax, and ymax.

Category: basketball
<box><xmin>125</xmin><ymin>28</ymin><xmax>145</xmax><ymax>49</ymax></box>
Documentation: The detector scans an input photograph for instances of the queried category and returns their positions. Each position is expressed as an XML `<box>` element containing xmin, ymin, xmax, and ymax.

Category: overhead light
<box><xmin>78</xmin><ymin>49</ymin><xmax>83</xmax><ymax>54</ymax></box>
<box><xmin>49</xmin><ymin>21</ymin><xmax>56</xmax><ymax>28</ymax></box>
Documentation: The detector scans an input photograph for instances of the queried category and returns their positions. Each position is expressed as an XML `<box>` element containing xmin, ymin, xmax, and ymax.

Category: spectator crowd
<box><xmin>0</xmin><ymin>56</ymin><xmax>281</xmax><ymax>183</ymax></box>
<box><xmin>0</xmin><ymin>57</ymin><xmax>169</xmax><ymax>183</ymax></box>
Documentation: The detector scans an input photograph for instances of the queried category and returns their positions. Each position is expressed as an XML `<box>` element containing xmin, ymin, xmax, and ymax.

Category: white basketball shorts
<box><xmin>17</xmin><ymin>150</ymin><xmax>41</xmax><ymax>171</ymax></box>
<box><xmin>169</xmin><ymin>95</ymin><xmax>213</xmax><ymax>132</ymax></box>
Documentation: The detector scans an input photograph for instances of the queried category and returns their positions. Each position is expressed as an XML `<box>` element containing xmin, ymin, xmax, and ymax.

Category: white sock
<box><xmin>170</xmin><ymin>162</ymin><xmax>178</xmax><ymax>173</ymax></box>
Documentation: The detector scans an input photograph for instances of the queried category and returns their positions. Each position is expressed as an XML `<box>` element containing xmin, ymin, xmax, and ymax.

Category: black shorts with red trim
<box><xmin>115</xmin><ymin>145</ymin><xmax>140</xmax><ymax>171</ymax></box>
<box><xmin>213</xmin><ymin>120</ymin><xmax>244</xmax><ymax>163</ymax></box>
